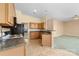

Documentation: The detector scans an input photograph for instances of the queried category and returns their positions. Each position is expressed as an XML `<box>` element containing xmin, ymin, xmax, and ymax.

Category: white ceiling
<box><xmin>15</xmin><ymin>3</ymin><xmax>79</xmax><ymax>20</ymax></box>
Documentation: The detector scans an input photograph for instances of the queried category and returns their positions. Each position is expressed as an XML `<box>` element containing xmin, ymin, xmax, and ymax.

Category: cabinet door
<box><xmin>0</xmin><ymin>3</ymin><xmax>15</xmax><ymax>26</ymax></box>
<box><xmin>7</xmin><ymin>3</ymin><xmax>16</xmax><ymax>25</ymax></box>
<box><xmin>39</xmin><ymin>23</ymin><xmax>44</xmax><ymax>29</ymax></box>
<box><xmin>30</xmin><ymin>23</ymin><xmax>38</xmax><ymax>29</ymax></box>
<box><xmin>38</xmin><ymin>23</ymin><xmax>41</xmax><ymax>29</ymax></box>
<box><xmin>30</xmin><ymin>23</ymin><xmax>44</xmax><ymax>29</ymax></box>
<box><xmin>30</xmin><ymin>23</ymin><xmax>35</xmax><ymax>29</ymax></box>
<box><xmin>42</xmin><ymin>34</ymin><xmax>52</xmax><ymax>47</ymax></box>
<box><xmin>30</xmin><ymin>32</ymin><xmax>40</xmax><ymax>39</ymax></box>
<box><xmin>0</xmin><ymin>4</ymin><xmax>6</xmax><ymax>24</ymax></box>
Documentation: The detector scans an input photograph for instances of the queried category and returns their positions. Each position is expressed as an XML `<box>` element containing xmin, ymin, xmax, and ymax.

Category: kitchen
<box><xmin>0</xmin><ymin>3</ymin><xmax>53</xmax><ymax>56</ymax></box>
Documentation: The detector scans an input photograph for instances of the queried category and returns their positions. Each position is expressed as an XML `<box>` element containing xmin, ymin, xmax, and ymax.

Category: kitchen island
<box><xmin>0</xmin><ymin>36</ymin><xmax>26</xmax><ymax>56</ymax></box>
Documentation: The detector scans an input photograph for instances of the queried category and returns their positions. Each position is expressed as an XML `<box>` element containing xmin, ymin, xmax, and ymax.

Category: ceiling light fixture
<box><xmin>72</xmin><ymin>15</ymin><xmax>79</xmax><ymax>20</ymax></box>
<box><xmin>33</xmin><ymin>9</ymin><xmax>37</xmax><ymax>14</ymax></box>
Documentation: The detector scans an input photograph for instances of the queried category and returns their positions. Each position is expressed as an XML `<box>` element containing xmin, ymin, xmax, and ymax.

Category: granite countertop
<box><xmin>0</xmin><ymin>35</ymin><xmax>25</xmax><ymax>51</ymax></box>
<box><xmin>29</xmin><ymin>29</ymin><xmax>56</xmax><ymax>32</ymax></box>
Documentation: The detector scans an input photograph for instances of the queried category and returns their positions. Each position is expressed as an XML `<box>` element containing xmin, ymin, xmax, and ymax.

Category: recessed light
<box><xmin>33</xmin><ymin>9</ymin><xmax>37</xmax><ymax>14</ymax></box>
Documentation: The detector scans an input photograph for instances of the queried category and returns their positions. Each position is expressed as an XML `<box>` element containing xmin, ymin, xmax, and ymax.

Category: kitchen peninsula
<box><xmin>0</xmin><ymin>22</ymin><xmax>27</xmax><ymax>56</ymax></box>
<box><xmin>0</xmin><ymin>34</ymin><xmax>26</xmax><ymax>56</ymax></box>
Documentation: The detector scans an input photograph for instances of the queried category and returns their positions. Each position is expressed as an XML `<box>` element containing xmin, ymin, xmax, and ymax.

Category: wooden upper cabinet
<box><xmin>0</xmin><ymin>3</ymin><xmax>16</xmax><ymax>26</ymax></box>
<box><xmin>30</xmin><ymin>22</ymin><xmax>44</xmax><ymax>29</ymax></box>
<box><xmin>0</xmin><ymin>4</ymin><xmax>5</xmax><ymax>23</ymax></box>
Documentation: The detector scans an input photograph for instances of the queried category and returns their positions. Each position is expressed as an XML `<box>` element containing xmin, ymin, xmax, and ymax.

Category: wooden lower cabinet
<box><xmin>30</xmin><ymin>32</ymin><xmax>42</xmax><ymax>39</ymax></box>
<box><xmin>0</xmin><ymin>45</ymin><xmax>25</xmax><ymax>56</ymax></box>
<box><xmin>42</xmin><ymin>33</ymin><xmax>52</xmax><ymax>47</ymax></box>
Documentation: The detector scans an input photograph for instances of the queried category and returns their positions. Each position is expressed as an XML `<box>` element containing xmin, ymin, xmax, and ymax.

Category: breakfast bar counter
<box><xmin>0</xmin><ymin>36</ymin><xmax>26</xmax><ymax>56</ymax></box>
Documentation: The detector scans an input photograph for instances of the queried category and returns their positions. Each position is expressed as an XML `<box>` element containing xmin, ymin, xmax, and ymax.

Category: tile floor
<box><xmin>26</xmin><ymin>39</ymin><xmax>76</xmax><ymax>56</ymax></box>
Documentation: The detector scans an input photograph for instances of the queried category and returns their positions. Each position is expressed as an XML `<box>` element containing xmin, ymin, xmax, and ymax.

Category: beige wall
<box><xmin>53</xmin><ymin>19</ymin><xmax>79</xmax><ymax>37</ymax></box>
<box><xmin>64</xmin><ymin>20</ymin><xmax>79</xmax><ymax>36</ymax></box>
<box><xmin>53</xmin><ymin>20</ymin><xmax>64</xmax><ymax>37</ymax></box>
<box><xmin>16</xmin><ymin>10</ymin><xmax>42</xmax><ymax>23</ymax></box>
